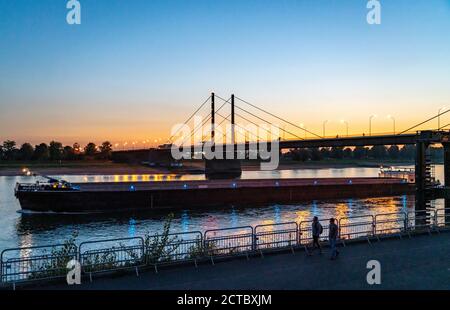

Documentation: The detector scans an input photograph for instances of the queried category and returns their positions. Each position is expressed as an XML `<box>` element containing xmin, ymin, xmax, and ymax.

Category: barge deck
<box><xmin>14</xmin><ymin>177</ymin><xmax>414</xmax><ymax>213</ymax></box>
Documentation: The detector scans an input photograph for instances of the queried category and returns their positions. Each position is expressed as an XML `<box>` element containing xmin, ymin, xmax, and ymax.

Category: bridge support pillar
<box><xmin>415</xmin><ymin>137</ymin><xmax>430</xmax><ymax>218</ymax></box>
<box><xmin>148</xmin><ymin>148</ymin><xmax>177</xmax><ymax>167</ymax></box>
<box><xmin>211</xmin><ymin>92</ymin><xmax>215</xmax><ymax>142</ymax></box>
<box><xmin>443</xmin><ymin>142</ymin><xmax>450</xmax><ymax>189</ymax></box>
<box><xmin>443</xmin><ymin>142</ymin><xmax>450</xmax><ymax>222</ymax></box>
<box><xmin>205</xmin><ymin>159</ymin><xmax>242</xmax><ymax>179</ymax></box>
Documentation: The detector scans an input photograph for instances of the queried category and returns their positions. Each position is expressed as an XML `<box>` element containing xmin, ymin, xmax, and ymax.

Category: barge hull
<box><xmin>16</xmin><ymin>178</ymin><xmax>414</xmax><ymax>213</ymax></box>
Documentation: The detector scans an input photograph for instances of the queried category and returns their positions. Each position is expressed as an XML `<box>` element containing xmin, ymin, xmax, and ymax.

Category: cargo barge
<box><xmin>15</xmin><ymin>177</ymin><xmax>414</xmax><ymax>213</ymax></box>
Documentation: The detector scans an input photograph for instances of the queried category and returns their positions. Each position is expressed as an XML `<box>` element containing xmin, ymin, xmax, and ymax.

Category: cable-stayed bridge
<box><xmin>112</xmin><ymin>92</ymin><xmax>450</xmax><ymax>210</ymax></box>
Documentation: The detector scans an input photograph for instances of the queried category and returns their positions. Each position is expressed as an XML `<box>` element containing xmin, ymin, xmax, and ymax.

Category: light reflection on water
<box><xmin>0</xmin><ymin>166</ymin><xmax>445</xmax><ymax>250</ymax></box>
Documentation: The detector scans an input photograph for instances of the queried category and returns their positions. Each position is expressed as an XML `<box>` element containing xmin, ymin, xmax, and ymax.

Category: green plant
<box><xmin>144</xmin><ymin>213</ymin><xmax>181</xmax><ymax>264</ymax></box>
<box><xmin>82</xmin><ymin>249</ymin><xmax>117</xmax><ymax>273</ymax></box>
<box><xmin>188</xmin><ymin>238</ymin><xmax>217</xmax><ymax>258</ymax></box>
<box><xmin>28</xmin><ymin>231</ymin><xmax>78</xmax><ymax>280</ymax></box>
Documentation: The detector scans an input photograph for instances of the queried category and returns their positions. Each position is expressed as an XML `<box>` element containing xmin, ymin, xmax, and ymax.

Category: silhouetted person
<box><xmin>329</xmin><ymin>218</ymin><xmax>339</xmax><ymax>260</ymax></box>
<box><xmin>311</xmin><ymin>216</ymin><xmax>323</xmax><ymax>254</ymax></box>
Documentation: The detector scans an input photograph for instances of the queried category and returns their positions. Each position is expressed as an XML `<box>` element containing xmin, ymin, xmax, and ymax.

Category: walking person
<box><xmin>311</xmin><ymin>216</ymin><xmax>323</xmax><ymax>254</ymax></box>
<box><xmin>329</xmin><ymin>218</ymin><xmax>339</xmax><ymax>260</ymax></box>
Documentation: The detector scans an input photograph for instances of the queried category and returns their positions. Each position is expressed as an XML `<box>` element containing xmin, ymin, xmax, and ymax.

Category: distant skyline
<box><xmin>1</xmin><ymin>0</ymin><xmax>450</xmax><ymax>146</ymax></box>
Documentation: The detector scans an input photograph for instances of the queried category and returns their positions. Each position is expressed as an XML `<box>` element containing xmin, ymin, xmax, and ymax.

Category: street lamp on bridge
<box><xmin>369</xmin><ymin>115</ymin><xmax>377</xmax><ymax>136</ymax></box>
<box><xmin>323</xmin><ymin>120</ymin><xmax>328</xmax><ymax>137</ymax></box>
<box><xmin>300</xmin><ymin>123</ymin><xmax>307</xmax><ymax>139</ymax></box>
<box><xmin>387</xmin><ymin>115</ymin><xmax>396</xmax><ymax>134</ymax></box>
<box><xmin>438</xmin><ymin>107</ymin><xmax>447</xmax><ymax>130</ymax></box>
<box><xmin>340</xmin><ymin>120</ymin><xmax>349</xmax><ymax>137</ymax></box>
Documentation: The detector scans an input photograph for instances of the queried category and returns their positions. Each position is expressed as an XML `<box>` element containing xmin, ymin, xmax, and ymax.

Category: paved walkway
<box><xmin>44</xmin><ymin>232</ymin><xmax>450</xmax><ymax>290</ymax></box>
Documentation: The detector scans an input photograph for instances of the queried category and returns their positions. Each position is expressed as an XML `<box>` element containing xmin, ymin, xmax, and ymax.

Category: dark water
<box><xmin>0</xmin><ymin>166</ymin><xmax>445</xmax><ymax>250</ymax></box>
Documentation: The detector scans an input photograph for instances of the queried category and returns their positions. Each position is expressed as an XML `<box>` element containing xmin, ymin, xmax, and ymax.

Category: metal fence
<box><xmin>2</xmin><ymin>208</ymin><xmax>450</xmax><ymax>286</ymax></box>
<box><xmin>254</xmin><ymin>222</ymin><xmax>298</xmax><ymax>253</ymax></box>
<box><xmin>146</xmin><ymin>231</ymin><xmax>203</xmax><ymax>271</ymax></box>
<box><xmin>299</xmin><ymin>218</ymin><xmax>331</xmax><ymax>245</ymax></box>
<box><xmin>339</xmin><ymin>215</ymin><xmax>374</xmax><ymax>244</ymax></box>
<box><xmin>0</xmin><ymin>244</ymin><xmax>77</xmax><ymax>286</ymax></box>
<box><xmin>204</xmin><ymin>226</ymin><xmax>254</xmax><ymax>261</ymax></box>
<box><xmin>407</xmin><ymin>210</ymin><xmax>436</xmax><ymax>234</ymax></box>
<box><xmin>79</xmin><ymin>237</ymin><xmax>145</xmax><ymax>279</ymax></box>
<box><xmin>374</xmin><ymin>212</ymin><xmax>407</xmax><ymax>237</ymax></box>
<box><xmin>435</xmin><ymin>208</ymin><xmax>450</xmax><ymax>230</ymax></box>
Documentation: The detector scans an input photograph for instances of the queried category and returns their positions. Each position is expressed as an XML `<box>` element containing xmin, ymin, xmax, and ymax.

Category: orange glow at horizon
<box><xmin>2</xmin><ymin>96</ymin><xmax>449</xmax><ymax>148</ymax></box>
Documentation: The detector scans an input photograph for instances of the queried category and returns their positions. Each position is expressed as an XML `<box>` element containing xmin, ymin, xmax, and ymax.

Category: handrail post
<box><xmin>252</xmin><ymin>228</ymin><xmax>256</xmax><ymax>251</ymax></box>
<box><xmin>338</xmin><ymin>218</ymin><xmax>342</xmax><ymax>239</ymax></box>
<box><xmin>372</xmin><ymin>215</ymin><xmax>375</xmax><ymax>236</ymax></box>
<box><xmin>433</xmin><ymin>209</ymin><xmax>437</xmax><ymax>229</ymax></box>
<box><xmin>404</xmin><ymin>212</ymin><xmax>408</xmax><ymax>232</ymax></box>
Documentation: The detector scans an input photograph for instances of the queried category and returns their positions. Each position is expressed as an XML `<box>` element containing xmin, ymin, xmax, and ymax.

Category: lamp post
<box><xmin>323</xmin><ymin>120</ymin><xmax>328</xmax><ymax>137</ymax></box>
<box><xmin>438</xmin><ymin>107</ymin><xmax>446</xmax><ymax>130</ymax></box>
<box><xmin>369</xmin><ymin>115</ymin><xmax>377</xmax><ymax>136</ymax></box>
<box><xmin>387</xmin><ymin>115</ymin><xmax>396</xmax><ymax>134</ymax></box>
<box><xmin>340</xmin><ymin>120</ymin><xmax>349</xmax><ymax>137</ymax></box>
<box><xmin>300</xmin><ymin>123</ymin><xmax>307</xmax><ymax>139</ymax></box>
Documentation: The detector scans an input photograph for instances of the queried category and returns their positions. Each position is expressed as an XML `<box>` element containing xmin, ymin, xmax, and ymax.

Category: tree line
<box><xmin>1</xmin><ymin>140</ymin><xmax>444</xmax><ymax>163</ymax></box>
<box><xmin>285</xmin><ymin>145</ymin><xmax>443</xmax><ymax>162</ymax></box>
<box><xmin>0</xmin><ymin>140</ymin><xmax>113</xmax><ymax>161</ymax></box>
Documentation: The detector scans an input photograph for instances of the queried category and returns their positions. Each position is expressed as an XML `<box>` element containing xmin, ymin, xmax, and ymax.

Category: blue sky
<box><xmin>0</xmin><ymin>0</ymin><xmax>449</xmax><ymax>145</ymax></box>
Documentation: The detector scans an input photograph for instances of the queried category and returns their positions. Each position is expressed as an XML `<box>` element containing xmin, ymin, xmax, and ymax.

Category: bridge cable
<box><xmin>214</xmin><ymin>98</ymin><xmax>276</xmax><ymax>138</ymax></box>
<box><xmin>234</xmin><ymin>95</ymin><xmax>323</xmax><ymax>138</ymax></box>
<box><xmin>168</xmin><ymin>95</ymin><xmax>211</xmax><ymax>143</ymax></box>
<box><xmin>234</xmin><ymin>104</ymin><xmax>303</xmax><ymax>140</ymax></box>
<box><xmin>179</xmin><ymin>97</ymin><xmax>231</xmax><ymax>147</ymax></box>
<box><xmin>235</xmin><ymin>111</ymin><xmax>286</xmax><ymax>138</ymax></box>
<box><xmin>398</xmin><ymin>109</ymin><xmax>450</xmax><ymax>134</ymax></box>
<box><xmin>214</xmin><ymin>113</ymin><xmax>245</xmax><ymax>141</ymax></box>
<box><xmin>439</xmin><ymin>123</ymin><xmax>450</xmax><ymax>130</ymax></box>
<box><xmin>215</xmin><ymin>111</ymin><xmax>265</xmax><ymax>142</ymax></box>
<box><xmin>212</xmin><ymin>112</ymin><xmax>248</xmax><ymax>140</ymax></box>
<box><xmin>214</xmin><ymin>95</ymin><xmax>303</xmax><ymax>140</ymax></box>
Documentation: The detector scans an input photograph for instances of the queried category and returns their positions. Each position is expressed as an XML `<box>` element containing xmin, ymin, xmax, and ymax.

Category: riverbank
<box><xmin>28</xmin><ymin>231</ymin><xmax>450</xmax><ymax>290</ymax></box>
<box><xmin>0</xmin><ymin>161</ymin><xmax>202</xmax><ymax>176</ymax></box>
<box><xmin>0</xmin><ymin>159</ymin><xmax>415</xmax><ymax>176</ymax></box>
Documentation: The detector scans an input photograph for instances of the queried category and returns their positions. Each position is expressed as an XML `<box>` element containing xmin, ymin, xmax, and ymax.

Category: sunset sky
<box><xmin>1</xmin><ymin>0</ymin><xmax>450</xmax><ymax>147</ymax></box>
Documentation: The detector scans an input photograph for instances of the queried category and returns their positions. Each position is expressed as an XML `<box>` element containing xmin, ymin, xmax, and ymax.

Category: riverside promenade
<box><xmin>42</xmin><ymin>232</ymin><xmax>450</xmax><ymax>290</ymax></box>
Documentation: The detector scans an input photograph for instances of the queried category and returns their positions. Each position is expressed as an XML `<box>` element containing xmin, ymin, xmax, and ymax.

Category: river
<box><xmin>0</xmin><ymin>165</ymin><xmax>445</xmax><ymax>250</ymax></box>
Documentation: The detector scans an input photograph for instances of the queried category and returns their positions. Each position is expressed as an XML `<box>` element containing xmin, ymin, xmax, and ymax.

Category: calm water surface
<box><xmin>0</xmin><ymin>166</ymin><xmax>445</xmax><ymax>250</ymax></box>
